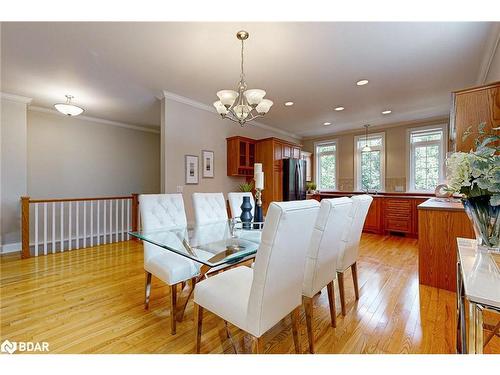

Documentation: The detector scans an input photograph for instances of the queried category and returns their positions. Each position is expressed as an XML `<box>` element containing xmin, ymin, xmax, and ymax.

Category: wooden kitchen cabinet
<box><xmin>450</xmin><ymin>81</ymin><xmax>500</xmax><ymax>152</ymax></box>
<box><xmin>363</xmin><ymin>197</ymin><xmax>383</xmax><ymax>234</ymax></box>
<box><xmin>226</xmin><ymin>136</ymin><xmax>256</xmax><ymax>177</ymax></box>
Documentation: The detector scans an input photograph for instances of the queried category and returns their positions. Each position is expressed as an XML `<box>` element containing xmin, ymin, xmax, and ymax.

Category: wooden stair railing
<box><xmin>20</xmin><ymin>193</ymin><xmax>140</xmax><ymax>259</ymax></box>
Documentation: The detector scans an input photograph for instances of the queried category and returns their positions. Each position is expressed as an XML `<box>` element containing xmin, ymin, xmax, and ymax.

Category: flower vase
<box><xmin>240</xmin><ymin>196</ymin><xmax>253</xmax><ymax>230</ymax></box>
<box><xmin>463</xmin><ymin>196</ymin><xmax>500</xmax><ymax>252</ymax></box>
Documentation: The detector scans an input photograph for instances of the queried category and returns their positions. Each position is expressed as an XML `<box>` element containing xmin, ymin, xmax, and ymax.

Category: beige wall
<box><xmin>486</xmin><ymin>40</ymin><xmax>500</xmax><ymax>83</ymax></box>
<box><xmin>163</xmin><ymin>98</ymin><xmax>299</xmax><ymax>222</ymax></box>
<box><xmin>302</xmin><ymin>117</ymin><xmax>448</xmax><ymax>192</ymax></box>
<box><xmin>27</xmin><ymin>110</ymin><xmax>161</xmax><ymax>198</ymax></box>
<box><xmin>1</xmin><ymin>98</ymin><xmax>29</xmax><ymax>248</ymax></box>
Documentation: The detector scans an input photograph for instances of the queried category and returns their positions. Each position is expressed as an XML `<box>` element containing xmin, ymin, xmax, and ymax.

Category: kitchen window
<box><xmin>315</xmin><ymin>140</ymin><xmax>337</xmax><ymax>191</ymax></box>
<box><xmin>408</xmin><ymin>126</ymin><xmax>446</xmax><ymax>192</ymax></box>
<box><xmin>354</xmin><ymin>132</ymin><xmax>385</xmax><ymax>191</ymax></box>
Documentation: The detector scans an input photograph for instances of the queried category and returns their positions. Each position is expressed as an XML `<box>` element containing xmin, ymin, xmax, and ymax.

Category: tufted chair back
<box><xmin>139</xmin><ymin>194</ymin><xmax>187</xmax><ymax>264</ymax></box>
<box><xmin>227</xmin><ymin>192</ymin><xmax>255</xmax><ymax>219</ymax></box>
<box><xmin>337</xmin><ymin>194</ymin><xmax>373</xmax><ymax>272</ymax></box>
<box><xmin>302</xmin><ymin>197</ymin><xmax>353</xmax><ymax>297</ymax></box>
<box><xmin>247</xmin><ymin>200</ymin><xmax>320</xmax><ymax>337</ymax></box>
<box><xmin>192</xmin><ymin>193</ymin><xmax>228</xmax><ymax>225</ymax></box>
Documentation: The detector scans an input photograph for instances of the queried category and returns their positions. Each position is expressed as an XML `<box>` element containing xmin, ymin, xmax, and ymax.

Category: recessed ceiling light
<box><xmin>284</xmin><ymin>101</ymin><xmax>294</xmax><ymax>107</ymax></box>
<box><xmin>382</xmin><ymin>110</ymin><xmax>392</xmax><ymax>115</ymax></box>
<box><xmin>356</xmin><ymin>79</ymin><xmax>369</xmax><ymax>86</ymax></box>
<box><xmin>334</xmin><ymin>106</ymin><xmax>345</xmax><ymax>111</ymax></box>
<box><xmin>323</xmin><ymin>122</ymin><xmax>332</xmax><ymax>126</ymax></box>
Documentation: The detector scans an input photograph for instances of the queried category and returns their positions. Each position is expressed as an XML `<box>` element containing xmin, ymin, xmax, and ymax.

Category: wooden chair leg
<box><xmin>290</xmin><ymin>307</ymin><xmax>301</xmax><ymax>354</ymax></box>
<box><xmin>144</xmin><ymin>272</ymin><xmax>152</xmax><ymax>310</ymax></box>
<box><xmin>170</xmin><ymin>284</ymin><xmax>177</xmax><ymax>335</ymax></box>
<box><xmin>351</xmin><ymin>262</ymin><xmax>360</xmax><ymax>300</ymax></box>
<box><xmin>194</xmin><ymin>302</ymin><xmax>203</xmax><ymax>353</ymax></box>
<box><xmin>251</xmin><ymin>335</ymin><xmax>263</xmax><ymax>354</ymax></box>
<box><xmin>303</xmin><ymin>297</ymin><xmax>314</xmax><ymax>353</ymax></box>
<box><xmin>326</xmin><ymin>281</ymin><xmax>337</xmax><ymax>327</ymax></box>
<box><xmin>337</xmin><ymin>271</ymin><xmax>346</xmax><ymax>316</ymax></box>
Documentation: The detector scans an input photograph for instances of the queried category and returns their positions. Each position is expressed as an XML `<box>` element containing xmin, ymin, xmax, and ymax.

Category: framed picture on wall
<box><xmin>202</xmin><ymin>150</ymin><xmax>215</xmax><ymax>178</ymax></box>
<box><xmin>185</xmin><ymin>155</ymin><xmax>199</xmax><ymax>184</ymax></box>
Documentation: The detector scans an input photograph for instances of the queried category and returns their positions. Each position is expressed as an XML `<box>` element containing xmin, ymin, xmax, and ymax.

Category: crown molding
<box><xmin>1</xmin><ymin>92</ymin><xmax>33</xmax><ymax>104</ymax></box>
<box><xmin>476</xmin><ymin>23</ymin><xmax>500</xmax><ymax>85</ymax></box>
<box><xmin>29</xmin><ymin>106</ymin><xmax>160</xmax><ymax>134</ymax></box>
<box><xmin>161</xmin><ymin>90</ymin><xmax>301</xmax><ymax>140</ymax></box>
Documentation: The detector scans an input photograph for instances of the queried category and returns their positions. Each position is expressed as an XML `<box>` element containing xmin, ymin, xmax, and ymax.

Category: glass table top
<box><xmin>129</xmin><ymin>220</ymin><xmax>263</xmax><ymax>268</ymax></box>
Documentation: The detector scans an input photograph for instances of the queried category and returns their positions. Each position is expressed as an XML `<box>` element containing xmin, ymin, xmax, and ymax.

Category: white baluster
<box><xmin>60</xmin><ymin>202</ymin><xmax>64</xmax><ymax>251</ymax></box>
<box><xmin>103</xmin><ymin>200</ymin><xmax>107</xmax><ymax>245</ymax></box>
<box><xmin>69</xmin><ymin>202</ymin><xmax>72</xmax><ymax>250</ymax></box>
<box><xmin>90</xmin><ymin>201</ymin><xmax>94</xmax><ymax>247</ymax></box>
<box><xmin>97</xmin><ymin>200</ymin><xmax>100</xmax><ymax>246</ymax></box>
<box><xmin>76</xmin><ymin>201</ymin><xmax>79</xmax><ymax>249</ymax></box>
<box><xmin>34</xmin><ymin>203</ymin><xmax>39</xmax><ymax>256</ymax></box>
<box><xmin>52</xmin><ymin>202</ymin><xmax>56</xmax><ymax>253</ymax></box>
<box><xmin>43</xmin><ymin>202</ymin><xmax>48</xmax><ymax>255</ymax></box>
<box><xmin>121</xmin><ymin>199</ymin><xmax>125</xmax><ymax>242</ymax></box>
<box><xmin>109</xmin><ymin>200</ymin><xmax>113</xmax><ymax>243</ymax></box>
<box><xmin>115</xmin><ymin>199</ymin><xmax>118</xmax><ymax>243</ymax></box>
<box><xmin>126</xmin><ymin>199</ymin><xmax>130</xmax><ymax>240</ymax></box>
<box><xmin>83</xmin><ymin>201</ymin><xmax>87</xmax><ymax>248</ymax></box>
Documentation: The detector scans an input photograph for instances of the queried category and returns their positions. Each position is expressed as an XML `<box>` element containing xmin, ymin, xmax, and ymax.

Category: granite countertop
<box><xmin>417</xmin><ymin>197</ymin><xmax>465</xmax><ymax>211</ymax></box>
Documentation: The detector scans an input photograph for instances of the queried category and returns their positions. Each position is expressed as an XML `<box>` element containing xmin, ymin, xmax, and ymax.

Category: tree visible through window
<box><xmin>315</xmin><ymin>142</ymin><xmax>337</xmax><ymax>190</ymax></box>
<box><xmin>355</xmin><ymin>134</ymin><xmax>385</xmax><ymax>191</ymax></box>
<box><xmin>410</xmin><ymin>128</ymin><xmax>444</xmax><ymax>191</ymax></box>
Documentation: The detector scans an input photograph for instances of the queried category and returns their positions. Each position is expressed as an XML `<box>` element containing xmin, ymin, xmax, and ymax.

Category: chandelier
<box><xmin>213</xmin><ymin>30</ymin><xmax>273</xmax><ymax>126</ymax></box>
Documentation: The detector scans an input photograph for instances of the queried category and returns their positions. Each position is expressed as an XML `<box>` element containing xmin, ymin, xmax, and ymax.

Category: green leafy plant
<box><xmin>306</xmin><ymin>181</ymin><xmax>317</xmax><ymax>192</ymax></box>
<box><xmin>447</xmin><ymin>124</ymin><xmax>500</xmax><ymax>205</ymax></box>
<box><xmin>238</xmin><ymin>181</ymin><xmax>254</xmax><ymax>192</ymax></box>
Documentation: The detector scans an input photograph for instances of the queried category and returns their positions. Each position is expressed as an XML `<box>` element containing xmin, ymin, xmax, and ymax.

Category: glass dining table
<box><xmin>129</xmin><ymin>220</ymin><xmax>264</xmax><ymax>321</ymax></box>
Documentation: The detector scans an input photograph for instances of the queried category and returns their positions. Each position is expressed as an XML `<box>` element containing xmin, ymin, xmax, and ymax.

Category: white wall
<box><xmin>27</xmin><ymin>110</ymin><xmax>160</xmax><ymax>198</ymax></box>
<box><xmin>162</xmin><ymin>96</ymin><xmax>299</xmax><ymax>222</ymax></box>
<box><xmin>1</xmin><ymin>98</ymin><xmax>29</xmax><ymax>249</ymax></box>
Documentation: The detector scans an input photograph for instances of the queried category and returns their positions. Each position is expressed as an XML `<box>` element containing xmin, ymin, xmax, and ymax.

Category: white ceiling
<box><xmin>1</xmin><ymin>22</ymin><xmax>497</xmax><ymax>138</ymax></box>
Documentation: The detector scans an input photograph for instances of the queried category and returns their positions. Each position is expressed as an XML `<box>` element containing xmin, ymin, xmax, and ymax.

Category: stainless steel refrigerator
<box><xmin>282</xmin><ymin>158</ymin><xmax>307</xmax><ymax>201</ymax></box>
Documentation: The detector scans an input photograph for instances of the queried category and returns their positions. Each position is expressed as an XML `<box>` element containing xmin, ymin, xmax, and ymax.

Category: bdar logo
<box><xmin>1</xmin><ymin>339</ymin><xmax>17</xmax><ymax>354</ymax></box>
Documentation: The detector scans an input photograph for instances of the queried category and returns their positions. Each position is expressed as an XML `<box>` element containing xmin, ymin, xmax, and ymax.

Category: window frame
<box><xmin>406</xmin><ymin>124</ymin><xmax>448</xmax><ymax>193</ymax></box>
<box><xmin>353</xmin><ymin>132</ymin><xmax>386</xmax><ymax>192</ymax></box>
<box><xmin>314</xmin><ymin>139</ymin><xmax>339</xmax><ymax>192</ymax></box>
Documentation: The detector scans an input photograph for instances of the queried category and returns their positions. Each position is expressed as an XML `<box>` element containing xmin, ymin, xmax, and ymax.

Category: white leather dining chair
<box><xmin>192</xmin><ymin>192</ymin><xmax>228</xmax><ymax>225</ymax></box>
<box><xmin>227</xmin><ymin>192</ymin><xmax>255</xmax><ymax>219</ymax></box>
<box><xmin>193</xmin><ymin>199</ymin><xmax>320</xmax><ymax>354</ymax></box>
<box><xmin>336</xmin><ymin>194</ymin><xmax>373</xmax><ymax>315</ymax></box>
<box><xmin>302</xmin><ymin>197</ymin><xmax>353</xmax><ymax>353</ymax></box>
<box><xmin>139</xmin><ymin>193</ymin><xmax>198</xmax><ymax>335</ymax></box>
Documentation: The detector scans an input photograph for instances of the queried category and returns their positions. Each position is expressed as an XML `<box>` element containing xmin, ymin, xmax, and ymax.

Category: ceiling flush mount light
<box><xmin>334</xmin><ymin>106</ymin><xmax>345</xmax><ymax>111</ymax></box>
<box><xmin>54</xmin><ymin>95</ymin><xmax>84</xmax><ymax>117</ymax></box>
<box><xmin>382</xmin><ymin>110</ymin><xmax>392</xmax><ymax>115</ymax></box>
<box><xmin>362</xmin><ymin>124</ymin><xmax>372</xmax><ymax>152</ymax></box>
<box><xmin>284</xmin><ymin>101</ymin><xmax>294</xmax><ymax>107</ymax></box>
<box><xmin>323</xmin><ymin>122</ymin><xmax>332</xmax><ymax>126</ymax></box>
<box><xmin>356</xmin><ymin>79</ymin><xmax>369</xmax><ymax>86</ymax></box>
<box><xmin>213</xmin><ymin>30</ymin><xmax>273</xmax><ymax>126</ymax></box>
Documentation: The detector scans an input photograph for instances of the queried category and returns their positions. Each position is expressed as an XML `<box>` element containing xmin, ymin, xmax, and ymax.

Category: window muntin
<box><xmin>315</xmin><ymin>141</ymin><xmax>337</xmax><ymax>191</ymax></box>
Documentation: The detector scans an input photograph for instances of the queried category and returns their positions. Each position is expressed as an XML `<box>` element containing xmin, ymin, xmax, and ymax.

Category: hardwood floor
<box><xmin>1</xmin><ymin>234</ymin><xmax>498</xmax><ymax>354</ymax></box>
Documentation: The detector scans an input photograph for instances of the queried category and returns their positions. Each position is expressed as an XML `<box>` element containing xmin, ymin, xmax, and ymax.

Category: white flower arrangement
<box><xmin>446</xmin><ymin>125</ymin><xmax>500</xmax><ymax>206</ymax></box>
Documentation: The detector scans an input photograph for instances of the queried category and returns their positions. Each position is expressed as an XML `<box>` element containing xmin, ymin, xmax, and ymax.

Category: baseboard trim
<box><xmin>1</xmin><ymin>242</ymin><xmax>22</xmax><ymax>254</ymax></box>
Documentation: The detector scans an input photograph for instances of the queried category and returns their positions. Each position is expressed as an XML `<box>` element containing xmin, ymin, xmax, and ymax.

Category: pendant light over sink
<box><xmin>213</xmin><ymin>30</ymin><xmax>273</xmax><ymax>126</ymax></box>
<box><xmin>54</xmin><ymin>95</ymin><xmax>84</xmax><ymax>117</ymax></box>
<box><xmin>362</xmin><ymin>124</ymin><xmax>372</xmax><ymax>152</ymax></box>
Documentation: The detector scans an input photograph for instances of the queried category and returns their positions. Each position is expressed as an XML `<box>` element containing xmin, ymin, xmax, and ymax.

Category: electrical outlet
<box><xmin>176</xmin><ymin>185</ymin><xmax>184</xmax><ymax>193</ymax></box>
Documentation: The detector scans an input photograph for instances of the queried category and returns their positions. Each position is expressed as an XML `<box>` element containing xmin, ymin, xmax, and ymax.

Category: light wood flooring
<box><xmin>1</xmin><ymin>234</ymin><xmax>498</xmax><ymax>354</ymax></box>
